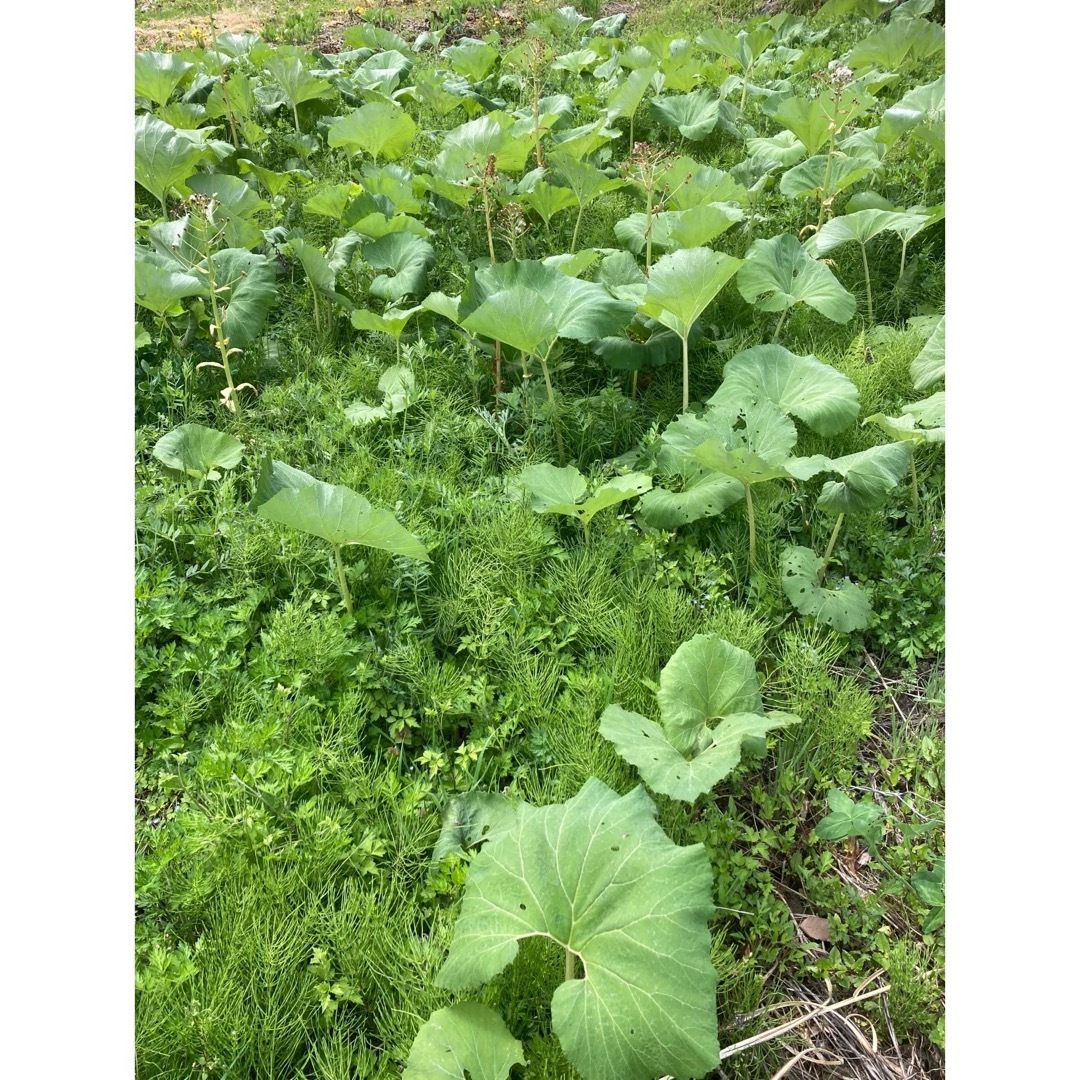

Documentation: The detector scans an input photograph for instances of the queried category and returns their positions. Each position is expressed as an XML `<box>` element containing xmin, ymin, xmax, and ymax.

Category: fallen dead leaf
<box><xmin>800</xmin><ymin>915</ymin><xmax>831</xmax><ymax>941</ymax></box>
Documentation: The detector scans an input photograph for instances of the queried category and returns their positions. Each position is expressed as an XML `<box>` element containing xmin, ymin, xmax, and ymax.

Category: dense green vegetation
<box><xmin>134</xmin><ymin>2</ymin><xmax>945</xmax><ymax>1076</ymax></box>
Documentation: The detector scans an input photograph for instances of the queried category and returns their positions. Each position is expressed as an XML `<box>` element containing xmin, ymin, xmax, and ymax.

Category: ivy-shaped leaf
<box><xmin>780</xmin><ymin>545</ymin><xmax>871</xmax><ymax>632</ymax></box>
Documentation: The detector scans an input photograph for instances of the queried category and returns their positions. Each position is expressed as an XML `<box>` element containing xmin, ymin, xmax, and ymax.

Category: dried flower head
<box><xmin>496</xmin><ymin>201</ymin><xmax>528</xmax><ymax>240</ymax></box>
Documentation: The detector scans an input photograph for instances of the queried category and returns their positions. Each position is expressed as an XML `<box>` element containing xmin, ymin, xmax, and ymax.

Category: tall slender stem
<box><xmin>821</xmin><ymin>512</ymin><xmax>845</xmax><ymax>576</ymax></box>
<box><xmin>482</xmin><ymin>180</ymin><xmax>496</xmax><ymax>264</ymax></box>
<box><xmin>909</xmin><ymin>456</ymin><xmax>920</xmax><ymax>525</ymax></box>
<box><xmin>539</xmin><ymin>345</ymin><xmax>565</xmax><ymax>461</ymax></box>
<box><xmin>745</xmin><ymin>483</ymin><xmax>757</xmax><ymax>571</ymax></box>
<box><xmin>815</xmin><ymin>117</ymin><xmax>840</xmax><ymax>233</ymax></box>
<box><xmin>205</xmin><ymin>268</ymin><xmax>241</xmax><ymax>417</ymax></box>
<box><xmin>333</xmin><ymin>544</ymin><xmax>354</xmax><ymax>616</ymax></box>
<box><xmin>681</xmin><ymin>333</ymin><xmax>691</xmax><ymax>413</ymax></box>
<box><xmin>898</xmin><ymin>237</ymin><xmax>910</xmax><ymax>285</ymax></box>
<box><xmin>309</xmin><ymin>279</ymin><xmax>322</xmax><ymax>336</ymax></box>
<box><xmin>644</xmin><ymin>184</ymin><xmax>655</xmax><ymax>276</ymax></box>
<box><xmin>816</xmin><ymin>150</ymin><xmax>835</xmax><ymax>233</ymax></box>
<box><xmin>772</xmin><ymin>308</ymin><xmax>789</xmax><ymax>343</ymax></box>
<box><xmin>565</xmin><ymin>948</ymin><xmax>575</xmax><ymax>982</ymax></box>
<box><xmin>571</xmin><ymin>203</ymin><xmax>584</xmax><ymax>254</ymax></box>
<box><xmin>631</xmin><ymin>368</ymin><xmax>639</xmax><ymax>400</ymax></box>
<box><xmin>860</xmin><ymin>241</ymin><xmax>875</xmax><ymax>324</ymax></box>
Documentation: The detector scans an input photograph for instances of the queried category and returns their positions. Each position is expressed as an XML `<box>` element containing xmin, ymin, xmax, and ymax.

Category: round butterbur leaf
<box><xmin>152</xmin><ymin>423</ymin><xmax>243</xmax><ymax>480</ymax></box>
<box><xmin>781</xmin><ymin>545</ymin><xmax>871</xmax><ymax>632</ymax></box>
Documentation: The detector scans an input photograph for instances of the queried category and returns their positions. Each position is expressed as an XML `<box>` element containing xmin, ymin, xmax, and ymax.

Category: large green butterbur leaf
<box><xmin>209</xmin><ymin>249</ymin><xmax>278</xmax><ymax>349</ymax></box>
<box><xmin>649</xmin><ymin>91</ymin><xmax>735</xmax><ymax>141</ymax></box>
<box><xmin>878</xmin><ymin>76</ymin><xmax>944</xmax><ymax>141</ymax></box>
<box><xmin>287</xmin><ymin>234</ymin><xmax>361</xmax><ymax>311</ymax></box>
<box><xmin>135</xmin><ymin>114</ymin><xmax>214</xmax><ymax>210</ymax></box>
<box><xmin>637</xmin><ymin>447</ymin><xmax>744</xmax><ymax>528</ymax></box>
<box><xmin>352</xmin><ymin>49</ymin><xmax>413</xmax><ymax>94</ymax></box>
<box><xmin>518</xmin><ymin>180</ymin><xmax>578</xmax><ymax>225</ymax></box>
<box><xmin>403</xmin><ymin>1004</ymin><xmax>524</xmax><ymax>1080</ymax></box>
<box><xmin>910</xmin><ymin>314</ymin><xmax>944</xmax><ymax>390</ymax></box>
<box><xmin>689</xmin><ymin>399</ymin><xmax>798</xmax><ymax>485</ymax></box>
<box><xmin>780</xmin><ymin>153</ymin><xmax>876</xmax><ymax>200</ymax></box>
<box><xmin>639</xmin><ymin>248</ymin><xmax>744</xmax><ymax>340</ymax></box>
<box><xmin>462</xmin><ymin>260</ymin><xmax>635</xmax><ymax>350</ymax></box>
<box><xmin>363</xmin><ymin>232</ymin><xmax>434</xmax><ymax>302</ymax></box>
<box><xmin>656</xmin><ymin>634</ymin><xmax>764</xmax><ymax>752</ymax></box>
<box><xmin>806</xmin><ymin>209</ymin><xmax>929</xmax><ymax>256</ymax></box>
<box><xmin>435</xmin><ymin>778</ymin><xmax>720</xmax><ymax>1080</ymax></box>
<box><xmin>515</xmin><ymin>464</ymin><xmax>653</xmax><ymax>532</ymax></box>
<box><xmin>709</xmin><ymin>344</ymin><xmax>860</xmax><ymax>436</ymax></box>
<box><xmin>264</xmin><ymin>55</ymin><xmax>336</xmax><ymax>110</ymax></box>
<box><xmin>251</xmin><ymin>458</ymin><xmax>428</xmax><ymax>560</ymax></box>
<box><xmin>615</xmin><ymin>203</ymin><xmax>743</xmax><ymax>255</ymax></box>
<box><xmin>134</xmin><ymin>248</ymin><xmax>204</xmax><ymax>315</ymax></box>
<box><xmin>769</xmin><ymin>86</ymin><xmax>874</xmax><ymax>155</ymax></box>
<box><xmin>812</xmin><ymin>442</ymin><xmax>913</xmax><ymax>514</ymax></box>
<box><xmin>346</xmin><ymin>364</ymin><xmax>417</xmax><ymax>424</ymax></box>
<box><xmin>152</xmin><ymin>424</ymin><xmax>243</xmax><ymax>480</ymax></box>
<box><xmin>432</xmin><ymin>115</ymin><xmax>533</xmax><ymax>181</ymax></box>
<box><xmin>662</xmin><ymin>158</ymin><xmax>747</xmax><ymax>210</ymax></box>
<box><xmin>600</xmin><ymin>635</ymin><xmax>799</xmax><ymax>802</ymax></box>
<box><xmin>737</xmin><ymin>233</ymin><xmax>856</xmax><ymax>324</ymax></box>
<box><xmin>605</xmin><ymin>65</ymin><xmax>658</xmax><ymax>123</ymax></box>
<box><xmin>865</xmin><ymin>392</ymin><xmax>944</xmax><ymax>445</ymax></box>
<box><xmin>327</xmin><ymin>102</ymin><xmax>417</xmax><ymax>162</ymax></box>
<box><xmin>745</xmin><ymin>129</ymin><xmax>806</xmax><ymax>166</ymax></box>
<box><xmin>442</xmin><ymin>40</ymin><xmax>500</xmax><ymax>82</ymax></box>
<box><xmin>848</xmin><ymin>17</ymin><xmax>943</xmax><ymax>70</ymax></box>
<box><xmin>135</xmin><ymin>51</ymin><xmax>193</xmax><ymax>106</ymax></box>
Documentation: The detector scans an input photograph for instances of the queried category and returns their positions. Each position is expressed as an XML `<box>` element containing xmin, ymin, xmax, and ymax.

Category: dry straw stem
<box><xmin>717</xmin><ymin>972</ymin><xmax>889</xmax><ymax>1062</ymax></box>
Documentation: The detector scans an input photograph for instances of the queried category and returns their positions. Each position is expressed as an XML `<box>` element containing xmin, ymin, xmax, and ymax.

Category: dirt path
<box><xmin>135</xmin><ymin>3</ymin><xmax>275</xmax><ymax>51</ymax></box>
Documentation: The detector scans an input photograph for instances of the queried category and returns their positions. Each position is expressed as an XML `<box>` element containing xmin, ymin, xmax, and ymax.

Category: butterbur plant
<box><xmin>433</xmin><ymin>777</ymin><xmax>721</xmax><ymax>1080</ymax></box>
<box><xmin>600</xmin><ymin>634</ymin><xmax>800</xmax><ymax>802</ymax></box>
<box><xmin>513</xmin><ymin>462</ymin><xmax>653</xmax><ymax>542</ymax></box>
<box><xmin>637</xmin><ymin>247</ymin><xmax>744</xmax><ymax>413</ymax></box>
<box><xmin>134</xmin><ymin>199</ymin><xmax>278</xmax><ymax>413</ymax></box>
<box><xmin>250</xmin><ymin>457</ymin><xmax>429</xmax><ymax>615</ymax></box>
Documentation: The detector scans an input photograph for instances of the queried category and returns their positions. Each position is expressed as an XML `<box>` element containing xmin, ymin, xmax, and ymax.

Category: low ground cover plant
<box><xmin>135</xmin><ymin>2</ymin><xmax>945</xmax><ymax>1076</ymax></box>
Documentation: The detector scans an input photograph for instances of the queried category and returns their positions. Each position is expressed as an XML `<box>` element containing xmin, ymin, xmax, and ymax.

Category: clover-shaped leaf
<box><xmin>814</xmin><ymin>788</ymin><xmax>884</xmax><ymax>842</ymax></box>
